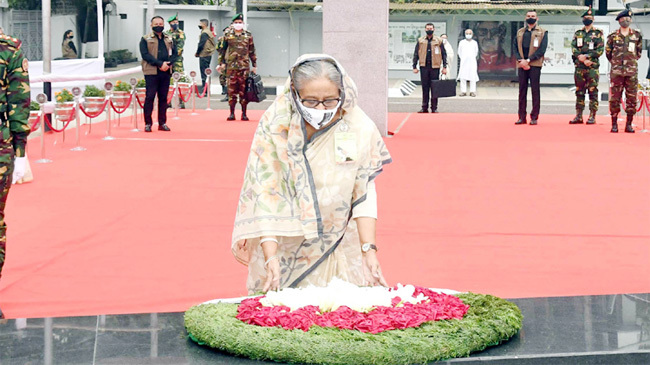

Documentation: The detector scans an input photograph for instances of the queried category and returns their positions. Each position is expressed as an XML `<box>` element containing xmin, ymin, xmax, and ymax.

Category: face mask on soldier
<box><xmin>171</xmin><ymin>24</ymin><xmax>179</xmax><ymax>30</ymax></box>
<box><xmin>233</xmin><ymin>23</ymin><xmax>244</xmax><ymax>31</ymax></box>
<box><xmin>619</xmin><ymin>19</ymin><xmax>631</xmax><ymax>28</ymax></box>
<box><xmin>582</xmin><ymin>19</ymin><xmax>593</xmax><ymax>26</ymax></box>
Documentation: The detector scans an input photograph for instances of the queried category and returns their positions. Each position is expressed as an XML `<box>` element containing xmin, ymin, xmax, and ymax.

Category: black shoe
<box><xmin>144</xmin><ymin>125</ymin><xmax>152</xmax><ymax>133</ymax></box>
<box><xmin>0</xmin><ymin>305</ymin><xmax>4</xmax><ymax>319</ymax></box>
<box><xmin>625</xmin><ymin>125</ymin><xmax>635</xmax><ymax>133</ymax></box>
<box><xmin>515</xmin><ymin>119</ymin><xmax>527</xmax><ymax>125</ymax></box>
<box><xmin>180</xmin><ymin>103</ymin><xmax>186</xmax><ymax>110</ymax></box>
<box><xmin>158</xmin><ymin>124</ymin><xmax>171</xmax><ymax>131</ymax></box>
<box><xmin>611</xmin><ymin>115</ymin><xmax>618</xmax><ymax>133</ymax></box>
<box><xmin>227</xmin><ymin>113</ymin><xmax>236</xmax><ymax>121</ymax></box>
<box><xmin>530</xmin><ymin>119</ymin><xmax>538</xmax><ymax>125</ymax></box>
<box><xmin>431</xmin><ymin>109</ymin><xmax>439</xmax><ymax>113</ymax></box>
<box><xmin>569</xmin><ymin>114</ymin><xmax>584</xmax><ymax>124</ymax></box>
<box><xmin>241</xmin><ymin>114</ymin><xmax>249</xmax><ymax>121</ymax></box>
<box><xmin>220</xmin><ymin>96</ymin><xmax>229</xmax><ymax>102</ymax></box>
<box><xmin>586</xmin><ymin>113</ymin><xmax>596</xmax><ymax>125</ymax></box>
<box><xmin>417</xmin><ymin>108</ymin><xmax>428</xmax><ymax>113</ymax></box>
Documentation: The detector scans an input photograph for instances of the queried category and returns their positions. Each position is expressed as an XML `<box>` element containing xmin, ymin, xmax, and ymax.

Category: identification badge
<box><xmin>435</xmin><ymin>47</ymin><xmax>440</xmax><ymax>55</ymax></box>
<box><xmin>334</xmin><ymin>132</ymin><xmax>357</xmax><ymax>164</ymax></box>
<box><xmin>628</xmin><ymin>42</ymin><xmax>635</xmax><ymax>53</ymax></box>
<box><xmin>588</xmin><ymin>42</ymin><xmax>594</xmax><ymax>50</ymax></box>
<box><xmin>577</xmin><ymin>38</ymin><xmax>583</xmax><ymax>47</ymax></box>
<box><xmin>533</xmin><ymin>38</ymin><xmax>539</xmax><ymax>48</ymax></box>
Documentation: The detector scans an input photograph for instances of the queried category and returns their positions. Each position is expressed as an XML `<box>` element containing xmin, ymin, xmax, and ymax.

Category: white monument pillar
<box><xmin>323</xmin><ymin>0</ymin><xmax>389</xmax><ymax>136</ymax></box>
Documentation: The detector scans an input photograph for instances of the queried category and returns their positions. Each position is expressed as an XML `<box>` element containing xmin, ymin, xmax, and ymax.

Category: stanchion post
<box><xmin>172</xmin><ymin>72</ymin><xmax>181</xmax><ymax>120</ymax></box>
<box><xmin>190</xmin><ymin>71</ymin><xmax>199</xmax><ymax>116</ymax></box>
<box><xmin>103</xmin><ymin>81</ymin><xmax>115</xmax><ymax>141</ymax></box>
<box><xmin>70</xmin><ymin>87</ymin><xmax>86</xmax><ymax>151</ymax></box>
<box><xmin>641</xmin><ymin>87</ymin><xmax>649</xmax><ymax>133</ymax></box>
<box><xmin>205</xmin><ymin>69</ymin><xmax>212</xmax><ymax>111</ymax></box>
<box><xmin>130</xmin><ymin>77</ymin><xmax>139</xmax><ymax>132</ymax></box>
<box><xmin>35</xmin><ymin>93</ymin><xmax>53</xmax><ymax>163</ymax></box>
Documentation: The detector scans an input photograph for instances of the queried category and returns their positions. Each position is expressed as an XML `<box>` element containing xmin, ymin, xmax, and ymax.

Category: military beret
<box><xmin>616</xmin><ymin>9</ymin><xmax>631</xmax><ymax>21</ymax></box>
<box><xmin>232</xmin><ymin>13</ymin><xmax>243</xmax><ymax>22</ymax></box>
<box><xmin>167</xmin><ymin>13</ymin><xmax>178</xmax><ymax>22</ymax></box>
<box><xmin>581</xmin><ymin>7</ymin><xmax>593</xmax><ymax>17</ymax></box>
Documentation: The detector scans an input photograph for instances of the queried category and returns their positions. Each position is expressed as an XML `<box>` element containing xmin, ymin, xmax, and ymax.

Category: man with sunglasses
<box><xmin>515</xmin><ymin>10</ymin><xmax>548</xmax><ymax>125</ymax></box>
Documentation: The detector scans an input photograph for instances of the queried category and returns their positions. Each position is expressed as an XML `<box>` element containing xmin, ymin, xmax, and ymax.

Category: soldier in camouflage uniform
<box><xmin>165</xmin><ymin>13</ymin><xmax>186</xmax><ymax>108</ymax></box>
<box><xmin>570</xmin><ymin>7</ymin><xmax>604</xmax><ymax>125</ymax></box>
<box><xmin>217</xmin><ymin>26</ymin><xmax>232</xmax><ymax>102</ymax></box>
<box><xmin>0</xmin><ymin>34</ymin><xmax>31</xmax><ymax>316</ymax></box>
<box><xmin>217</xmin><ymin>13</ymin><xmax>257</xmax><ymax>121</ymax></box>
<box><xmin>606</xmin><ymin>9</ymin><xmax>642</xmax><ymax>133</ymax></box>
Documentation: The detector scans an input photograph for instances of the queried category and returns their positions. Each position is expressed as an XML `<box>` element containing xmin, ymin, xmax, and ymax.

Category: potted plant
<box><xmin>83</xmin><ymin>85</ymin><xmax>106</xmax><ymax>114</ymax></box>
<box><xmin>135</xmin><ymin>78</ymin><xmax>146</xmax><ymax>102</ymax></box>
<box><xmin>54</xmin><ymin>89</ymin><xmax>75</xmax><ymax>121</ymax></box>
<box><xmin>177</xmin><ymin>74</ymin><xmax>191</xmax><ymax>100</ymax></box>
<box><xmin>112</xmin><ymin>80</ymin><xmax>132</xmax><ymax>109</ymax></box>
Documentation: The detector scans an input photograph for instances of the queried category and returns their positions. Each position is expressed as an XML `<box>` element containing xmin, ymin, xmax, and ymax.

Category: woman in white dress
<box><xmin>457</xmin><ymin>29</ymin><xmax>480</xmax><ymax>96</ymax></box>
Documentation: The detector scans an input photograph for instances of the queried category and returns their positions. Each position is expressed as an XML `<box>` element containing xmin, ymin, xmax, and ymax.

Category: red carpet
<box><xmin>0</xmin><ymin>110</ymin><xmax>648</xmax><ymax>318</ymax></box>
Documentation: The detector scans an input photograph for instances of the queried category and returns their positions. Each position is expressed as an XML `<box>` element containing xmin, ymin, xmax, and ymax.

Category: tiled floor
<box><xmin>1</xmin><ymin>293</ymin><xmax>649</xmax><ymax>364</ymax></box>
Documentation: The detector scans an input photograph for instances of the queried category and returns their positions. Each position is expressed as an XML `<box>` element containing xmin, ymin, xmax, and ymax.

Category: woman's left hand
<box><xmin>362</xmin><ymin>251</ymin><xmax>388</xmax><ymax>287</ymax></box>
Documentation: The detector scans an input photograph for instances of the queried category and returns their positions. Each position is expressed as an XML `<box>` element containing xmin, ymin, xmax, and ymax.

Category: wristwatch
<box><xmin>361</xmin><ymin>243</ymin><xmax>378</xmax><ymax>253</ymax></box>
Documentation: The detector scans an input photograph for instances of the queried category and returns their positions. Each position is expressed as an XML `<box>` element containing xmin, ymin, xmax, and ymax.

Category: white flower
<box><xmin>259</xmin><ymin>278</ymin><xmax>428</xmax><ymax>313</ymax></box>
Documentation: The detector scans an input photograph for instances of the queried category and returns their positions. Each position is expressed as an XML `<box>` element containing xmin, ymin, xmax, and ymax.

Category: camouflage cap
<box><xmin>616</xmin><ymin>8</ymin><xmax>632</xmax><ymax>20</ymax></box>
<box><xmin>167</xmin><ymin>13</ymin><xmax>178</xmax><ymax>22</ymax></box>
<box><xmin>232</xmin><ymin>13</ymin><xmax>244</xmax><ymax>22</ymax></box>
<box><xmin>581</xmin><ymin>7</ymin><xmax>593</xmax><ymax>17</ymax></box>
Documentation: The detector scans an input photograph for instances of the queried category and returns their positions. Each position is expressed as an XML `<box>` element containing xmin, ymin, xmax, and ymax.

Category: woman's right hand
<box><xmin>261</xmin><ymin>239</ymin><xmax>280</xmax><ymax>292</ymax></box>
<box><xmin>262</xmin><ymin>257</ymin><xmax>280</xmax><ymax>292</ymax></box>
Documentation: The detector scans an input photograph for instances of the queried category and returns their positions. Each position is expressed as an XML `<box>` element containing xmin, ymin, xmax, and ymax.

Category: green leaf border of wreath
<box><xmin>184</xmin><ymin>293</ymin><xmax>523</xmax><ymax>364</ymax></box>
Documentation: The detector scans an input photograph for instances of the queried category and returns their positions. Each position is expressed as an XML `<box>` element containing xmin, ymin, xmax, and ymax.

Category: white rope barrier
<box><xmin>29</xmin><ymin>66</ymin><xmax>142</xmax><ymax>83</ymax></box>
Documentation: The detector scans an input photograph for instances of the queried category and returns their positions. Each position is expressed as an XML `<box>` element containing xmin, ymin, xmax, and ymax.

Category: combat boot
<box><xmin>610</xmin><ymin>115</ymin><xmax>618</xmax><ymax>133</ymax></box>
<box><xmin>227</xmin><ymin>103</ymin><xmax>236</xmax><ymax>121</ymax></box>
<box><xmin>241</xmin><ymin>104</ymin><xmax>249</xmax><ymax>121</ymax></box>
<box><xmin>569</xmin><ymin>111</ymin><xmax>584</xmax><ymax>124</ymax></box>
<box><xmin>625</xmin><ymin>114</ymin><xmax>635</xmax><ymax>133</ymax></box>
<box><xmin>586</xmin><ymin>111</ymin><xmax>596</xmax><ymax>125</ymax></box>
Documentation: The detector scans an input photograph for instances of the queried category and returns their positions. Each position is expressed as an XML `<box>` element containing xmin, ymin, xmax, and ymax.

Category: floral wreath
<box><xmin>185</xmin><ymin>282</ymin><xmax>523</xmax><ymax>364</ymax></box>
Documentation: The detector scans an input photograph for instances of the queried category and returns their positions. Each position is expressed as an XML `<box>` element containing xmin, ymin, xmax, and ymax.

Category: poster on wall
<box><xmin>460</xmin><ymin>21</ymin><xmax>521</xmax><ymax>78</ymax></box>
<box><xmin>541</xmin><ymin>23</ymin><xmax>610</xmax><ymax>75</ymax></box>
<box><xmin>389</xmin><ymin>22</ymin><xmax>446</xmax><ymax>70</ymax></box>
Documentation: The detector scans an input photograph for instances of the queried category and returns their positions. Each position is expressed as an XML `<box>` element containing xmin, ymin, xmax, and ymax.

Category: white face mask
<box><xmin>233</xmin><ymin>23</ymin><xmax>244</xmax><ymax>31</ymax></box>
<box><xmin>296</xmin><ymin>98</ymin><xmax>341</xmax><ymax>130</ymax></box>
<box><xmin>465</xmin><ymin>34</ymin><xmax>473</xmax><ymax>39</ymax></box>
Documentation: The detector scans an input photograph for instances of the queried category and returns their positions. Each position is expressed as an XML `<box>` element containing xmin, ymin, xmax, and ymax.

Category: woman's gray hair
<box><xmin>292</xmin><ymin>60</ymin><xmax>343</xmax><ymax>92</ymax></box>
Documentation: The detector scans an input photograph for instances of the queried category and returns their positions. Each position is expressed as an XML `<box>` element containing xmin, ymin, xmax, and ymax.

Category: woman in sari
<box><xmin>232</xmin><ymin>54</ymin><xmax>392</xmax><ymax>294</ymax></box>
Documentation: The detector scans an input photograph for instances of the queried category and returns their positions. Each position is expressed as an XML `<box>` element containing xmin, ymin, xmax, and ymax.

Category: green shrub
<box><xmin>113</xmin><ymin>80</ymin><xmax>132</xmax><ymax>92</ymax></box>
<box><xmin>55</xmin><ymin>89</ymin><xmax>74</xmax><ymax>103</ymax></box>
<box><xmin>83</xmin><ymin>85</ymin><xmax>106</xmax><ymax>97</ymax></box>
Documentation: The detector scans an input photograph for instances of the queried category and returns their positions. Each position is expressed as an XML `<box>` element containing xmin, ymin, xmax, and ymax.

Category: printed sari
<box><xmin>231</xmin><ymin>54</ymin><xmax>391</xmax><ymax>293</ymax></box>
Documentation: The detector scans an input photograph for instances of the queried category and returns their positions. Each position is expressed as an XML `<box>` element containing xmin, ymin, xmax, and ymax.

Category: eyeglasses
<box><xmin>300</xmin><ymin>98</ymin><xmax>341</xmax><ymax>109</ymax></box>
